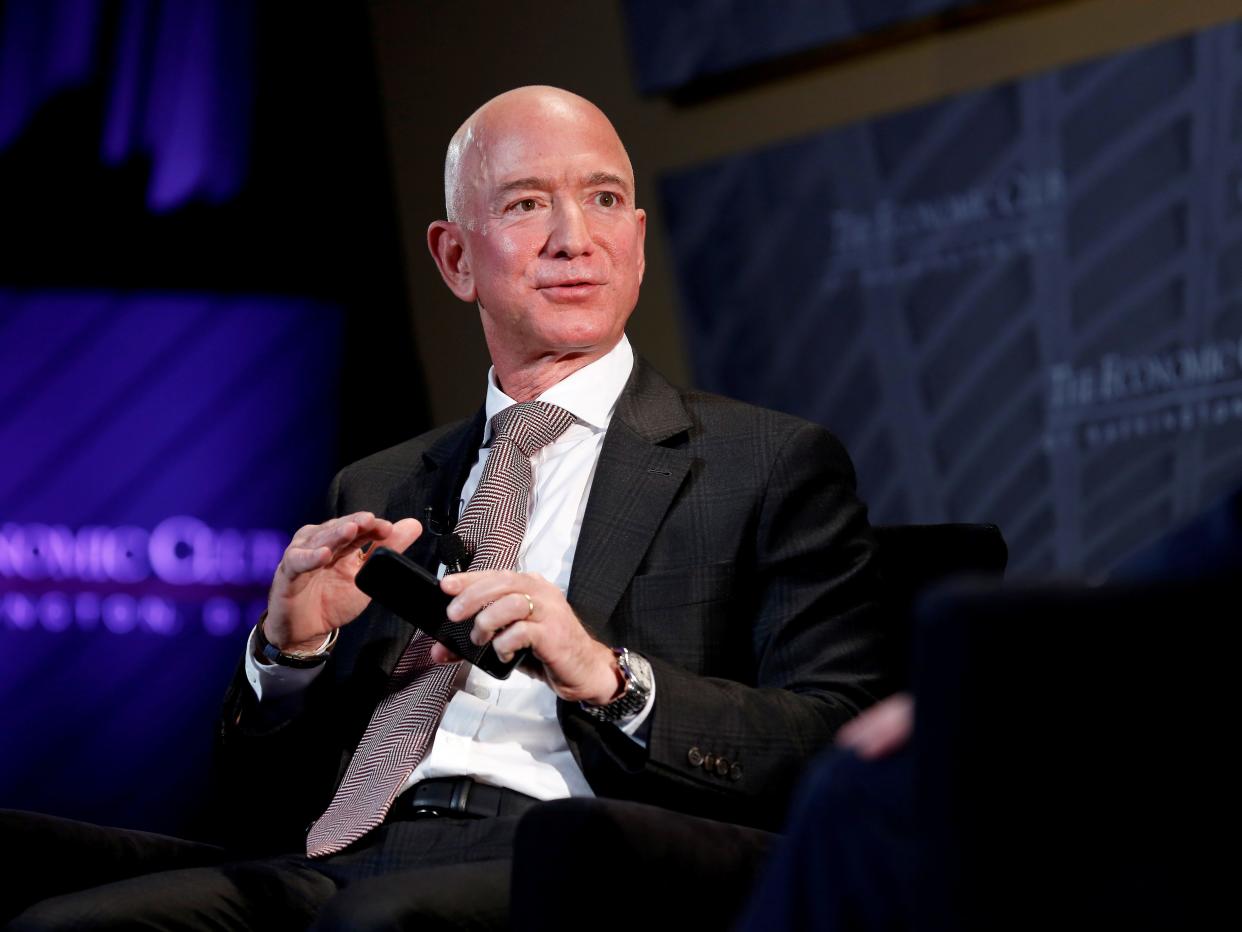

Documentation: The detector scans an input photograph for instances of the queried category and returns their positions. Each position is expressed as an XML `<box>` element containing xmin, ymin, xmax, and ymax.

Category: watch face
<box><xmin>622</xmin><ymin>650</ymin><xmax>654</xmax><ymax>692</ymax></box>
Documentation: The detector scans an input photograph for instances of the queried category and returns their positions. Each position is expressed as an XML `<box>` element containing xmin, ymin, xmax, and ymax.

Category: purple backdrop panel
<box><xmin>0</xmin><ymin>0</ymin><xmax>254</xmax><ymax>211</ymax></box>
<box><xmin>661</xmin><ymin>22</ymin><xmax>1242</xmax><ymax>578</ymax></box>
<box><xmin>0</xmin><ymin>290</ymin><xmax>340</xmax><ymax>834</ymax></box>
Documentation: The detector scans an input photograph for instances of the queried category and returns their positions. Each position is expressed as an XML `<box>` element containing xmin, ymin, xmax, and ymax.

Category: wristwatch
<box><xmin>580</xmin><ymin>647</ymin><xmax>654</xmax><ymax>723</ymax></box>
<box><xmin>253</xmin><ymin>614</ymin><xmax>339</xmax><ymax>669</ymax></box>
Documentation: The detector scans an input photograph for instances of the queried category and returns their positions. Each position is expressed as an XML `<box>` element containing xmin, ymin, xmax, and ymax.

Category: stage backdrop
<box><xmin>0</xmin><ymin>291</ymin><xmax>340</xmax><ymax>834</ymax></box>
<box><xmin>623</xmin><ymin>0</ymin><xmax>981</xmax><ymax>93</ymax></box>
<box><xmin>661</xmin><ymin>20</ymin><xmax>1242</xmax><ymax>578</ymax></box>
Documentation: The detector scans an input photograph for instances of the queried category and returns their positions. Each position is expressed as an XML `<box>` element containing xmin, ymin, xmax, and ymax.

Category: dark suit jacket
<box><xmin>215</xmin><ymin>357</ymin><xmax>890</xmax><ymax>850</ymax></box>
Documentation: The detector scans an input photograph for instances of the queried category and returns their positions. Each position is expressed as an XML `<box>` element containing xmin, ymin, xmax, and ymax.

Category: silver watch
<box><xmin>580</xmin><ymin>648</ymin><xmax>653</xmax><ymax>723</ymax></box>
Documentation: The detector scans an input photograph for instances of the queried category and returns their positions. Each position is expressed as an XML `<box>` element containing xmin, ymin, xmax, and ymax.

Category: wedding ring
<box><xmin>522</xmin><ymin>593</ymin><xmax>535</xmax><ymax>619</ymax></box>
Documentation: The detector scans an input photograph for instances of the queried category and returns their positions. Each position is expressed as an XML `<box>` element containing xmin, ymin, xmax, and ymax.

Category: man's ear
<box><xmin>635</xmin><ymin>207</ymin><xmax>647</xmax><ymax>285</ymax></box>
<box><xmin>427</xmin><ymin>220</ymin><xmax>476</xmax><ymax>302</ymax></box>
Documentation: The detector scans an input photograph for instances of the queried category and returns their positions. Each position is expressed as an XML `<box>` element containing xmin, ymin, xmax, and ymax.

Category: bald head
<box><xmin>426</xmin><ymin>84</ymin><xmax>647</xmax><ymax>389</ymax></box>
<box><xmin>443</xmin><ymin>86</ymin><xmax>635</xmax><ymax>226</ymax></box>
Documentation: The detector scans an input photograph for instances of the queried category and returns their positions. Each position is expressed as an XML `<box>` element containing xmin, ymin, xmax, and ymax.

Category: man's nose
<box><xmin>544</xmin><ymin>200</ymin><xmax>592</xmax><ymax>258</ymax></box>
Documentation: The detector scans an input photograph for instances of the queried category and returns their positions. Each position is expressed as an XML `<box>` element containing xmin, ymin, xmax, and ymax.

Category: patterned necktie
<box><xmin>306</xmin><ymin>401</ymin><xmax>576</xmax><ymax>857</ymax></box>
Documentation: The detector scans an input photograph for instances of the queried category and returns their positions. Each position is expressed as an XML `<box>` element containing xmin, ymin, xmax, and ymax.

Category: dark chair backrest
<box><xmin>909</xmin><ymin>489</ymin><xmax>1242</xmax><ymax>929</ymax></box>
<box><xmin>873</xmin><ymin>523</ymin><xmax>1008</xmax><ymax>689</ymax></box>
<box><xmin>913</xmin><ymin>575</ymin><xmax>1237</xmax><ymax>931</ymax></box>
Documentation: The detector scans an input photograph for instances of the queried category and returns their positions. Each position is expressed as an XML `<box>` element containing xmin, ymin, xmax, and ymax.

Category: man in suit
<box><xmin>7</xmin><ymin>85</ymin><xmax>887</xmax><ymax>930</ymax></box>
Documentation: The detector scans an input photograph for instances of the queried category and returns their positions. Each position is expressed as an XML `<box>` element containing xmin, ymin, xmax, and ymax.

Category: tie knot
<box><xmin>489</xmin><ymin>401</ymin><xmax>576</xmax><ymax>457</ymax></box>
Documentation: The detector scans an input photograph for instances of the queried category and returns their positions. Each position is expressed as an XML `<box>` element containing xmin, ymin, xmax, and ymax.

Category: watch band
<box><xmin>253</xmin><ymin>614</ymin><xmax>339</xmax><ymax>668</ymax></box>
<box><xmin>580</xmin><ymin>647</ymin><xmax>653</xmax><ymax>723</ymax></box>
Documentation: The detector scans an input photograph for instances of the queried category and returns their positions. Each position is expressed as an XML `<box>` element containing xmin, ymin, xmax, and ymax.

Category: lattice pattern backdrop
<box><xmin>662</xmin><ymin>22</ymin><xmax>1242</xmax><ymax>577</ymax></box>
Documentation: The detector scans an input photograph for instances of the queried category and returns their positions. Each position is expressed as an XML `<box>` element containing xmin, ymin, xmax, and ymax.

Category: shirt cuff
<box><xmin>243</xmin><ymin>624</ymin><xmax>328</xmax><ymax>703</ymax></box>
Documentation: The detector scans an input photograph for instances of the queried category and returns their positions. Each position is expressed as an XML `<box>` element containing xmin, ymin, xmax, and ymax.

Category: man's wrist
<box><xmin>580</xmin><ymin>648</ymin><xmax>654</xmax><ymax>723</ymax></box>
<box><xmin>584</xmin><ymin>642</ymin><xmax>628</xmax><ymax>706</ymax></box>
<box><xmin>253</xmin><ymin>613</ymin><xmax>338</xmax><ymax>668</ymax></box>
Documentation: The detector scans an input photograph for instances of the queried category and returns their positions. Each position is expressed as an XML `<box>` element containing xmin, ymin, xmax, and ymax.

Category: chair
<box><xmin>914</xmin><ymin>572</ymin><xmax>1238</xmax><ymax>930</ymax></box>
<box><xmin>872</xmin><ymin>523</ymin><xmax>1008</xmax><ymax>599</ymax></box>
<box><xmin>872</xmin><ymin>523</ymin><xmax>1008</xmax><ymax>689</ymax></box>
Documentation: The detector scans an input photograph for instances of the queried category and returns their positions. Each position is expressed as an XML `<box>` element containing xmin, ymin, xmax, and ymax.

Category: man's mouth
<box><xmin>540</xmin><ymin>279</ymin><xmax>602</xmax><ymax>289</ymax></box>
<box><xmin>538</xmin><ymin>280</ymin><xmax>605</xmax><ymax>299</ymax></box>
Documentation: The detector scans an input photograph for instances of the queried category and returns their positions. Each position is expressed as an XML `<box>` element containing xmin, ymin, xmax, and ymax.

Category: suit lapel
<box><xmin>567</xmin><ymin>357</ymin><xmax>692</xmax><ymax>639</ymax></box>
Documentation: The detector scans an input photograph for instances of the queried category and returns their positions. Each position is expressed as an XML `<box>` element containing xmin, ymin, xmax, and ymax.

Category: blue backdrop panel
<box><xmin>624</xmin><ymin>0</ymin><xmax>975</xmax><ymax>94</ymax></box>
<box><xmin>0</xmin><ymin>291</ymin><xmax>340</xmax><ymax>833</ymax></box>
<box><xmin>662</xmin><ymin>22</ymin><xmax>1242</xmax><ymax>577</ymax></box>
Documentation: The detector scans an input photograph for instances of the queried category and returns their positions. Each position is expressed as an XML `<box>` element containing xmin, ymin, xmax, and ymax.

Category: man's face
<box><xmin>454</xmin><ymin>100</ymin><xmax>646</xmax><ymax>363</ymax></box>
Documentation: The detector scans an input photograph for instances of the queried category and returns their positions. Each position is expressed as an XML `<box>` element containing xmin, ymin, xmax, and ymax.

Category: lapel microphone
<box><xmin>436</xmin><ymin>532</ymin><xmax>470</xmax><ymax>575</ymax></box>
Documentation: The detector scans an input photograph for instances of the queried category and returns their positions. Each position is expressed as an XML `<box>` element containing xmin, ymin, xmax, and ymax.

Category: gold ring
<box><xmin>357</xmin><ymin>548</ymin><xmax>367</xmax><ymax>563</ymax></box>
<box><xmin>522</xmin><ymin>593</ymin><xmax>535</xmax><ymax>619</ymax></box>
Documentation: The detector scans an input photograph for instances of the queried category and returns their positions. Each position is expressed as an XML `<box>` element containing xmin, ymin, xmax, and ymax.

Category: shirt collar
<box><xmin>482</xmin><ymin>334</ymin><xmax>634</xmax><ymax>444</ymax></box>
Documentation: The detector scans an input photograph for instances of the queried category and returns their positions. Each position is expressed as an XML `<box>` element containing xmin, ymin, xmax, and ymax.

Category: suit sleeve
<box><xmin>558</xmin><ymin>422</ymin><xmax>892</xmax><ymax>829</ymax></box>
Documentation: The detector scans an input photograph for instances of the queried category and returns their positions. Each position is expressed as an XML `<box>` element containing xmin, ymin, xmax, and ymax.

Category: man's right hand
<box><xmin>263</xmin><ymin>512</ymin><xmax>423</xmax><ymax>653</ymax></box>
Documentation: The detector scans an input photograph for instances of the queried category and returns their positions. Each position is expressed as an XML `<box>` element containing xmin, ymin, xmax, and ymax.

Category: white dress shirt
<box><xmin>245</xmin><ymin>334</ymin><xmax>653</xmax><ymax>802</ymax></box>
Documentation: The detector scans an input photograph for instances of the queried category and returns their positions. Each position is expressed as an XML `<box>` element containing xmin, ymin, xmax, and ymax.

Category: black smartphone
<box><xmin>353</xmin><ymin>545</ymin><xmax>527</xmax><ymax>679</ymax></box>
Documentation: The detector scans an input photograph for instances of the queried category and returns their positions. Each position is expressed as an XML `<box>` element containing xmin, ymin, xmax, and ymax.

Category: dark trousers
<box><xmin>735</xmin><ymin>747</ymin><xmax>915</xmax><ymax>932</ymax></box>
<box><xmin>509</xmin><ymin>797</ymin><xmax>779</xmax><ymax>931</ymax></box>
<box><xmin>1</xmin><ymin>809</ymin><xmax>516</xmax><ymax>931</ymax></box>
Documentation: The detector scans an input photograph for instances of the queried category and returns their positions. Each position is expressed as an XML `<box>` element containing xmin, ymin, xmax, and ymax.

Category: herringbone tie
<box><xmin>306</xmin><ymin>401</ymin><xmax>575</xmax><ymax>857</ymax></box>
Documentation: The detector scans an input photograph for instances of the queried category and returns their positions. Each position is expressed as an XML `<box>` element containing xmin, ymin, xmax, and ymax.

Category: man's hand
<box><xmin>435</xmin><ymin>570</ymin><xmax>621</xmax><ymax>705</ymax></box>
<box><xmin>264</xmin><ymin>512</ymin><xmax>423</xmax><ymax>653</ymax></box>
<box><xmin>835</xmin><ymin>692</ymin><xmax>914</xmax><ymax>760</ymax></box>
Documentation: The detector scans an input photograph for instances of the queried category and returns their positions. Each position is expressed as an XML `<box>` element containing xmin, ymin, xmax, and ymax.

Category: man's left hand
<box><xmin>434</xmin><ymin>571</ymin><xmax>622</xmax><ymax>705</ymax></box>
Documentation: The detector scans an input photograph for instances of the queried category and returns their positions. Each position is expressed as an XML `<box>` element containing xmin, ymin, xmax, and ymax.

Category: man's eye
<box><xmin>512</xmin><ymin>198</ymin><xmax>538</xmax><ymax>212</ymax></box>
<box><xmin>595</xmin><ymin>192</ymin><xmax>618</xmax><ymax>208</ymax></box>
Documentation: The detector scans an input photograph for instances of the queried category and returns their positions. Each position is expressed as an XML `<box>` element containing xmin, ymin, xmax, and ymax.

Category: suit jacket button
<box><xmin>729</xmin><ymin>762</ymin><xmax>743</xmax><ymax>781</ymax></box>
<box><xmin>701</xmin><ymin>753</ymin><xmax>716</xmax><ymax>771</ymax></box>
<box><xmin>714</xmin><ymin>756</ymin><xmax>730</xmax><ymax>777</ymax></box>
<box><xmin>687</xmin><ymin>747</ymin><xmax>704</xmax><ymax>767</ymax></box>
